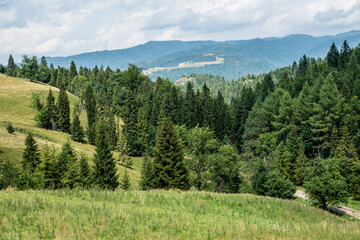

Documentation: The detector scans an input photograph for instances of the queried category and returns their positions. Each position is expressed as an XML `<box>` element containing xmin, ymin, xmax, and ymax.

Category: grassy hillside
<box><xmin>0</xmin><ymin>189</ymin><xmax>359</xmax><ymax>239</ymax></box>
<box><xmin>0</xmin><ymin>74</ymin><xmax>141</xmax><ymax>188</ymax></box>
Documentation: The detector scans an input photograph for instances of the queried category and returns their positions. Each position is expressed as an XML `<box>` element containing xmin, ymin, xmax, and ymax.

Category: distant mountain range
<box><xmin>46</xmin><ymin>30</ymin><xmax>360</xmax><ymax>81</ymax></box>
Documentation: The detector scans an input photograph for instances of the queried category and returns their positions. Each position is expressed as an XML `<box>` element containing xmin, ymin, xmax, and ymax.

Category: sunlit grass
<box><xmin>0</xmin><ymin>189</ymin><xmax>359</xmax><ymax>240</ymax></box>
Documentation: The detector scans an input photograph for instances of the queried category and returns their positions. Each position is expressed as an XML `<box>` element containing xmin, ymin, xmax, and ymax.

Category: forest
<box><xmin>1</xmin><ymin>40</ymin><xmax>360</xmax><ymax>210</ymax></box>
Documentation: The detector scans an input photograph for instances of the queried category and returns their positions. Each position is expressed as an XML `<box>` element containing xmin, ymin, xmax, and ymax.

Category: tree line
<box><xmin>1</xmin><ymin>41</ymin><xmax>360</xmax><ymax>209</ymax></box>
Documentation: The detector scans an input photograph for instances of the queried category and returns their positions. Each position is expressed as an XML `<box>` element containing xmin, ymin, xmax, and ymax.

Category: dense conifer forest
<box><xmin>1</xmin><ymin>41</ymin><xmax>360</xmax><ymax>209</ymax></box>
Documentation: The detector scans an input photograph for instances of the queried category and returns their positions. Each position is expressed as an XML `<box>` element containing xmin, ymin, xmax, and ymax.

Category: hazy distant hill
<box><xmin>46</xmin><ymin>30</ymin><xmax>360</xmax><ymax>81</ymax></box>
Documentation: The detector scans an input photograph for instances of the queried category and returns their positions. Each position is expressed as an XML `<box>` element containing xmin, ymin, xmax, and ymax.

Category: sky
<box><xmin>0</xmin><ymin>0</ymin><xmax>360</xmax><ymax>64</ymax></box>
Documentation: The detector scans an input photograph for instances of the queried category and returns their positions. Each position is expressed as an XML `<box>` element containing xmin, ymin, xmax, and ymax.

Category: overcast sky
<box><xmin>0</xmin><ymin>0</ymin><xmax>359</xmax><ymax>64</ymax></box>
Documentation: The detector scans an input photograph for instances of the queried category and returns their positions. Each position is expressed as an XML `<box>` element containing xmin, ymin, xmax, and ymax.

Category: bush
<box><xmin>251</xmin><ymin>160</ymin><xmax>296</xmax><ymax>199</ymax></box>
<box><xmin>264</xmin><ymin>171</ymin><xmax>296</xmax><ymax>199</ymax></box>
<box><xmin>6</xmin><ymin>122</ymin><xmax>14</xmax><ymax>134</ymax></box>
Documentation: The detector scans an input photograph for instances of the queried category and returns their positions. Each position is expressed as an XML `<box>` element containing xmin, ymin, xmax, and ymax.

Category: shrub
<box><xmin>6</xmin><ymin>122</ymin><xmax>14</xmax><ymax>134</ymax></box>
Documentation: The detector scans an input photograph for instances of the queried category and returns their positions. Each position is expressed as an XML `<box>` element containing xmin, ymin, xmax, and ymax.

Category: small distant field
<box><xmin>0</xmin><ymin>74</ymin><xmax>140</xmax><ymax>189</ymax></box>
<box><xmin>0</xmin><ymin>189</ymin><xmax>359</xmax><ymax>240</ymax></box>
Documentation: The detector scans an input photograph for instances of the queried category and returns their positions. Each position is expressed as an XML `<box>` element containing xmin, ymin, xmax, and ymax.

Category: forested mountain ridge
<box><xmin>43</xmin><ymin>30</ymin><xmax>360</xmax><ymax>81</ymax></box>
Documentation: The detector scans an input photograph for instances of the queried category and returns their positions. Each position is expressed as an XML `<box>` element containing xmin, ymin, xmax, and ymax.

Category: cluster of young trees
<box><xmin>0</xmin><ymin>128</ymin><xmax>125</xmax><ymax>190</ymax></box>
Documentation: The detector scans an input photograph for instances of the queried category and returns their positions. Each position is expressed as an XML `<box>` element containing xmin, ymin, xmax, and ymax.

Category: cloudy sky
<box><xmin>0</xmin><ymin>0</ymin><xmax>359</xmax><ymax>64</ymax></box>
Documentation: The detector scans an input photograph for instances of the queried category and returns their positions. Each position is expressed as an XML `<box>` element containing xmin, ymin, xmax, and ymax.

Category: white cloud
<box><xmin>0</xmin><ymin>0</ymin><xmax>359</xmax><ymax>64</ymax></box>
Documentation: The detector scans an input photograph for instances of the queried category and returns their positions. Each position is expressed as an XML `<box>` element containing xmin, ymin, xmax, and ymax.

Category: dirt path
<box><xmin>295</xmin><ymin>190</ymin><xmax>360</xmax><ymax>219</ymax></box>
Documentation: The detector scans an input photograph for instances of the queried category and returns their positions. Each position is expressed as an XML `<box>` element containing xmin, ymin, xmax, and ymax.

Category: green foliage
<box><xmin>304</xmin><ymin>158</ymin><xmax>348</xmax><ymax>209</ymax></box>
<box><xmin>84</xmin><ymin>85</ymin><xmax>97</xmax><ymax>144</ymax></box>
<box><xmin>57</xmin><ymin>142</ymin><xmax>77</xmax><ymax>186</ymax></box>
<box><xmin>251</xmin><ymin>160</ymin><xmax>295</xmax><ymax>199</ymax></box>
<box><xmin>57</xmin><ymin>82</ymin><xmax>71</xmax><ymax>132</ymax></box>
<box><xmin>39</xmin><ymin>145</ymin><xmax>59</xmax><ymax>189</ymax></box>
<box><xmin>121</xmin><ymin>168</ymin><xmax>131</xmax><ymax>190</ymax></box>
<box><xmin>6</xmin><ymin>54</ymin><xmax>16</xmax><ymax>76</ymax></box>
<box><xmin>140</xmin><ymin>152</ymin><xmax>155</xmax><ymax>190</ymax></box>
<box><xmin>153</xmin><ymin>120</ymin><xmax>189</xmax><ymax>190</ymax></box>
<box><xmin>326</xmin><ymin>42</ymin><xmax>339</xmax><ymax>68</ymax></box>
<box><xmin>0</xmin><ymin>159</ymin><xmax>19</xmax><ymax>190</ymax></box>
<box><xmin>71</xmin><ymin>111</ymin><xmax>84</xmax><ymax>143</ymax></box>
<box><xmin>93</xmin><ymin>120</ymin><xmax>119</xmax><ymax>190</ymax></box>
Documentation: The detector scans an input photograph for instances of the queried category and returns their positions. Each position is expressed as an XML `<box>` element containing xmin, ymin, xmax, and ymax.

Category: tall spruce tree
<box><xmin>184</xmin><ymin>82</ymin><xmax>197</xmax><ymax>129</ymax></box>
<box><xmin>7</xmin><ymin>54</ymin><xmax>16</xmax><ymax>76</ymax></box>
<box><xmin>326</xmin><ymin>42</ymin><xmax>339</xmax><ymax>68</ymax></box>
<box><xmin>122</xmin><ymin>91</ymin><xmax>140</xmax><ymax>156</ymax></box>
<box><xmin>140</xmin><ymin>152</ymin><xmax>155</xmax><ymax>190</ymax></box>
<box><xmin>58</xmin><ymin>142</ymin><xmax>77</xmax><ymax>185</ymax></box>
<box><xmin>84</xmin><ymin>85</ymin><xmax>97</xmax><ymax>144</ymax></box>
<box><xmin>57</xmin><ymin>81</ymin><xmax>71</xmax><ymax>133</ymax></box>
<box><xmin>153</xmin><ymin>120</ymin><xmax>189</xmax><ymax>190</ymax></box>
<box><xmin>93</xmin><ymin>120</ymin><xmax>119</xmax><ymax>190</ymax></box>
<box><xmin>22</xmin><ymin>133</ymin><xmax>40</xmax><ymax>173</ymax></box>
<box><xmin>71</xmin><ymin>111</ymin><xmax>84</xmax><ymax>143</ymax></box>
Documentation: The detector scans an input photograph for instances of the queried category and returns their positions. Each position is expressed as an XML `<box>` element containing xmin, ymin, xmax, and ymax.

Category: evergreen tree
<box><xmin>78</xmin><ymin>154</ymin><xmax>91</xmax><ymax>188</ymax></box>
<box><xmin>122</xmin><ymin>91</ymin><xmax>140</xmax><ymax>156</ymax></box>
<box><xmin>117</xmin><ymin>129</ymin><xmax>132</xmax><ymax>168</ymax></box>
<box><xmin>184</xmin><ymin>82</ymin><xmax>197</xmax><ymax>129</ymax></box>
<box><xmin>6</xmin><ymin>54</ymin><xmax>16</xmax><ymax>76</ymax></box>
<box><xmin>260</xmin><ymin>74</ymin><xmax>274</xmax><ymax>101</ymax></box>
<box><xmin>153</xmin><ymin>120</ymin><xmax>189</xmax><ymax>190</ymax></box>
<box><xmin>213</xmin><ymin>90</ymin><xmax>226</xmax><ymax>140</ymax></box>
<box><xmin>140</xmin><ymin>152</ymin><xmax>155</xmax><ymax>190</ymax></box>
<box><xmin>336</xmin><ymin>127</ymin><xmax>359</xmax><ymax>197</ymax></box>
<box><xmin>69</xmin><ymin>61</ymin><xmax>78</xmax><ymax>81</ymax></box>
<box><xmin>58</xmin><ymin>142</ymin><xmax>77</xmax><ymax>184</ymax></box>
<box><xmin>137</xmin><ymin>108</ymin><xmax>150</xmax><ymax>155</ymax></box>
<box><xmin>84</xmin><ymin>85</ymin><xmax>97</xmax><ymax>144</ymax></box>
<box><xmin>121</xmin><ymin>168</ymin><xmax>131</xmax><ymax>190</ymax></box>
<box><xmin>294</xmin><ymin>142</ymin><xmax>308</xmax><ymax>185</ymax></box>
<box><xmin>39</xmin><ymin>145</ymin><xmax>59</xmax><ymax>189</ymax></box>
<box><xmin>339</xmin><ymin>40</ymin><xmax>351</xmax><ymax>70</ymax></box>
<box><xmin>57</xmin><ymin>81</ymin><xmax>71</xmax><ymax>132</ymax></box>
<box><xmin>93</xmin><ymin>120</ymin><xmax>119</xmax><ymax>190</ymax></box>
<box><xmin>62</xmin><ymin>159</ymin><xmax>79</xmax><ymax>189</ymax></box>
<box><xmin>326</xmin><ymin>42</ymin><xmax>339</xmax><ymax>68</ymax></box>
<box><xmin>272</xmin><ymin>92</ymin><xmax>296</xmax><ymax>143</ymax></box>
<box><xmin>71</xmin><ymin>111</ymin><xmax>84</xmax><ymax>143</ymax></box>
<box><xmin>46</xmin><ymin>89</ymin><xmax>57</xmax><ymax>130</ymax></box>
<box><xmin>22</xmin><ymin>133</ymin><xmax>40</xmax><ymax>173</ymax></box>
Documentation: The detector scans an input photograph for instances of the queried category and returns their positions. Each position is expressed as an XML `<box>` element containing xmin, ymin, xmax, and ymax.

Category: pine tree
<box><xmin>69</xmin><ymin>61</ymin><xmax>78</xmax><ymax>81</ymax></box>
<box><xmin>272</xmin><ymin>92</ymin><xmax>296</xmax><ymax>143</ymax></box>
<box><xmin>336</xmin><ymin>127</ymin><xmax>359</xmax><ymax>197</ymax></box>
<box><xmin>339</xmin><ymin>40</ymin><xmax>352</xmax><ymax>70</ymax></box>
<box><xmin>62</xmin><ymin>159</ymin><xmax>79</xmax><ymax>189</ymax></box>
<box><xmin>201</xmin><ymin>83</ymin><xmax>213</xmax><ymax>128</ymax></box>
<box><xmin>153</xmin><ymin>120</ymin><xmax>189</xmax><ymax>190</ymax></box>
<box><xmin>93</xmin><ymin>120</ymin><xmax>119</xmax><ymax>190</ymax></box>
<box><xmin>213</xmin><ymin>90</ymin><xmax>226</xmax><ymax>140</ymax></box>
<box><xmin>71</xmin><ymin>111</ymin><xmax>84</xmax><ymax>143</ymax></box>
<box><xmin>140</xmin><ymin>152</ymin><xmax>155</xmax><ymax>190</ymax></box>
<box><xmin>136</xmin><ymin>108</ymin><xmax>150</xmax><ymax>155</ymax></box>
<box><xmin>78</xmin><ymin>154</ymin><xmax>91</xmax><ymax>188</ymax></box>
<box><xmin>46</xmin><ymin>89</ymin><xmax>57</xmax><ymax>130</ymax></box>
<box><xmin>7</xmin><ymin>54</ymin><xmax>16</xmax><ymax>76</ymax></box>
<box><xmin>22</xmin><ymin>133</ymin><xmax>40</xmax><ymax>173</ymax></box>
<box><xmin>260</xmin><ymin>74</ymin><xmax>275</xmax><ymax>101</ymax></box>
<box><xmin>275</xmin><ymin>141</ymin><xmax>291</xmax><ymax>179</ymax></box>
<box><xmin>57</xmin><ymin>81</ymin><xmax>71</xmax><ymax>132</ymax></box>
<box><xmin>39</xmin><ymin>145</ymin><xmax>59</xmax><ymax>189</ymax></box>
<box><xmin>122</xmin><ymin>91</ymin><xmax>140</xmax><ymax>156</ymax></box>
<box><xmin>84</xmin><ymin>85</ymin><xmax>97</xmax><ymax>144</ymax></box>
<box><xmin>121</xmin><ymin>168</ymin><xmax>131</xmax><ymax>190</ymax></box>
<box><xmin>294</xmin><ymin>141</ymin><xmax>308</xmax><ymax>185</ymax></box>
<box><xmin>117</xmin><ymin>130</ymin><xmax>133</xmax><ymax>168</ymax></box>
<box><xmin>58</xmin><ymin>142</ymin><xmax>77</xmax><ymax>184</ymax></box>
<box><xmin>326</xmin><ymin>42</ymin><xmax>339</xmax><ymax>68</ymax></box>
<box><xmin>184</xmin><ymin>82</ymin><xmax>197</xmax><ymax>129</ymax></box>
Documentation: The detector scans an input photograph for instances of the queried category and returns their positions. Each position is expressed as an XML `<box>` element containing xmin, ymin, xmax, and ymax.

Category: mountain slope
<box><xmin>45</xmin><ymin>31</ymin><xmax>360</xmax><ymax>81</ymax></box>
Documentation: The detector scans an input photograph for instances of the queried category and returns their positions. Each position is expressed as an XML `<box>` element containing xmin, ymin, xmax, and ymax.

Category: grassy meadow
<box><xmin>0</xmin><ymin>189</ymin><xmax>360</xmax><ymax>240</ymax></box>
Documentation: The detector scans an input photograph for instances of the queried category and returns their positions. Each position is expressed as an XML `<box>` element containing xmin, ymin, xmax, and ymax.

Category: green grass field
<box><xmin>0</xmin><ymin>189</ymin><xmax>359</xmax><ymax>240</ymax></box>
